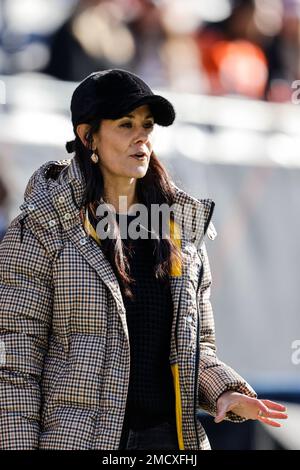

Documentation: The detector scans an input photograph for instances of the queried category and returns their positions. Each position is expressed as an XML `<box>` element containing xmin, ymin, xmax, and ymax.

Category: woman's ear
<box><xmin>76</xmin><ymin>123</ymin><xmax>92</xmax><ymax>148</ymax></box>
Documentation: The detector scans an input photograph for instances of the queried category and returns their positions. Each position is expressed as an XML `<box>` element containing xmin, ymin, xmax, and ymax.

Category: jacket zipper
<box><xmin>193</xmin><ymin>263</ymin><xmax>203</xmax><ymax>450</ymax></box>
<box><xmin>193</xmin><ymin>201</ymin><xmax>215</xmax><ymax>449</ymax></box>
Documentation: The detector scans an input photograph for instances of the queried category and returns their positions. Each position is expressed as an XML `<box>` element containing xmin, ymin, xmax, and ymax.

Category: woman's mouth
<box><xmin>130</xmin><ymin>152</ymin><xmax>147</xmax><ymax>160</ymax></box>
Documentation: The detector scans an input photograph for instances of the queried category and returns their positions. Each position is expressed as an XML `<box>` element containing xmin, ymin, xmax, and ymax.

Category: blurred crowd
<box><xmin>0</xmin><ymin>0</ymin><xmax>300</xmax><ymax>101</ymax></box>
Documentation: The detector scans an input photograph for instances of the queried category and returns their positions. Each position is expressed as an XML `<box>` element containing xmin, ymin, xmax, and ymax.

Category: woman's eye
<box><xmin>120</xmin><ymin>121</ymin><xmax>154</xmax><ymax>129</ymax></box>
<box><xmin>144</xmin><ymin>122</ymin><xmax>154</xmax><ymax>129</ymax></box>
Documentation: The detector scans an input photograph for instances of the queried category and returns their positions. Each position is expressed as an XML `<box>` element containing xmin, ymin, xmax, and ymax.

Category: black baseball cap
<box><xmin>66</xmin><ymin>69</ymin><xmax>176</xmax><ymax>152</ymax></box>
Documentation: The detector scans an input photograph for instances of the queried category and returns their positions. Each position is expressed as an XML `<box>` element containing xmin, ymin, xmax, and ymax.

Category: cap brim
<box><xmin>109</xmin><ymin>94</ymin><xmax>176</xmax><ymax>126</ymax></box>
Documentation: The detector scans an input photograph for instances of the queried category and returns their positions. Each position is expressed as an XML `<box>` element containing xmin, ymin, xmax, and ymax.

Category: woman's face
<box><xmin>92</xmin><ymin>104</ymin><xmax>155</xmax><ymax>180</ymax></box>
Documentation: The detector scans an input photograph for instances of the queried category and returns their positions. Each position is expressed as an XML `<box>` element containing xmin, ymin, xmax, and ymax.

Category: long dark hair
<box><xmin>68</xmin><ymin>118</ymin><xmax>183</xmax><ymax>300</ymax></box>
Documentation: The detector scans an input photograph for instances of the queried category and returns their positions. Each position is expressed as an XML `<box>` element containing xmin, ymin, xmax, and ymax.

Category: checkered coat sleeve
<box><xmin>0</xmin><ymin>215</ymin><xmax>53</xmax><ymax>449</ymax></box>
<box><xmin>197</xmin><ymin>241</ymin><xmax>257</xmax><ymax>422</ymax></box>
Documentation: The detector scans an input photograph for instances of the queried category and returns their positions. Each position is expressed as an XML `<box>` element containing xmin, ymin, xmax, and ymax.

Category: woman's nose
<box><xmin>135</xmin><ymin>128</ymin><xmax>149</xmax><ymax>144</ymax></box>
<box><xmin>136</xmin><ymin>126</ymin><xmax>149</xmax><ymax>141</ymax></box>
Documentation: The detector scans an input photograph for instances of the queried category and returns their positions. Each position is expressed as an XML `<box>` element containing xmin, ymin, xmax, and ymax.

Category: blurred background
<box><xmin>0</xmin><ymin>0</ymin><xmax>299</xmax><ymax>449</ymax></box>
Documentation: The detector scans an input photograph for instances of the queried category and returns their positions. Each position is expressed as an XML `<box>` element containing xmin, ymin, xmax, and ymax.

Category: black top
<box><xmin>95</xmin><ymin>210</ymin><xmax>176</xmax><ymax>431</ymax></box>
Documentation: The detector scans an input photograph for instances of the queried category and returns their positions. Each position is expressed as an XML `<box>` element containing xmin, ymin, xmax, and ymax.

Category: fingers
<box><xmin>215</xmin><ymin>401</ymin><xmax>228</xmax><ymax>423</ymax></box>
<box><xmin>257</xmin><ymin>409</ymin><xmax>288</xmax><ymax>420</ymax></box>
<box><xmin>215</xmin><ymin>408</ymin><xmax>226</xmax><ymax>423</ymax></box>
<box><xmin>261</xmin><ymin>399</ymin><xmax>287</xmax><ymax>411</ymax></box>
<box><xmin>214</xmin><ymin>415</ymin><xmax>225</xmax><ymax>424</ymax></box>
<box><xmin>257</xmin><ymin>402</ymin><xmax>270</xmax><ymax>416</ymax></box>
<box><xmin>256</xmin><ymin>400</ymin><xmax>288</xmax><ymax>425</ymax></box>
<box><xmin>261</xmin><ymin>410</ymin><xmax>288</xmax><ymax>420</ymax></box>
<box><xmin>257</xmin><ymin>416</ymin><xmax>283</xmax><ymax>427</ymax></box>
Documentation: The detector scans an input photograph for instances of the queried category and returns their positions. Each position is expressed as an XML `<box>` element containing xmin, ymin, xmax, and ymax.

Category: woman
<box><xmin>0</xmin><ymin>69</ymin><xmax>287</xmax><ymax>450</ymax></box>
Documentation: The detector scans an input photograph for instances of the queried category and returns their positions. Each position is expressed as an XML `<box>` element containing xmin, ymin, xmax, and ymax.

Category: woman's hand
<box><xmin>215</xmin><ymin>391</ymin><xmax>288</xmax><ymax>427</ymax></box>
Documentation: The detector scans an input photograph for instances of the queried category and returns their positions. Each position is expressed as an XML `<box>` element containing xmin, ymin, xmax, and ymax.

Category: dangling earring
<box><xmin>90</xmin><ymin>149</ymin><xmax>99</xmax><ymax>164</ymax></box>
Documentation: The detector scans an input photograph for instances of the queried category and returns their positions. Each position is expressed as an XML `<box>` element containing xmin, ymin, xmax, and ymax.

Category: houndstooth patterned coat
<box><xmin>0</xmin><ymin>156</ymin><xmax>257</xmax><ymax>450</ymax></box>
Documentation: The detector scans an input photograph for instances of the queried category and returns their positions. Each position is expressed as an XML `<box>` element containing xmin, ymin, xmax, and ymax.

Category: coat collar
<box><xmin>65</xmin><ymin>155</ymin><xmax>217</xmax><ymax>248</ymax></box>
<box><xmin>20</xmin><ymin>156</ymin><xmax>216</xmax><ymax>248</ymax></box>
